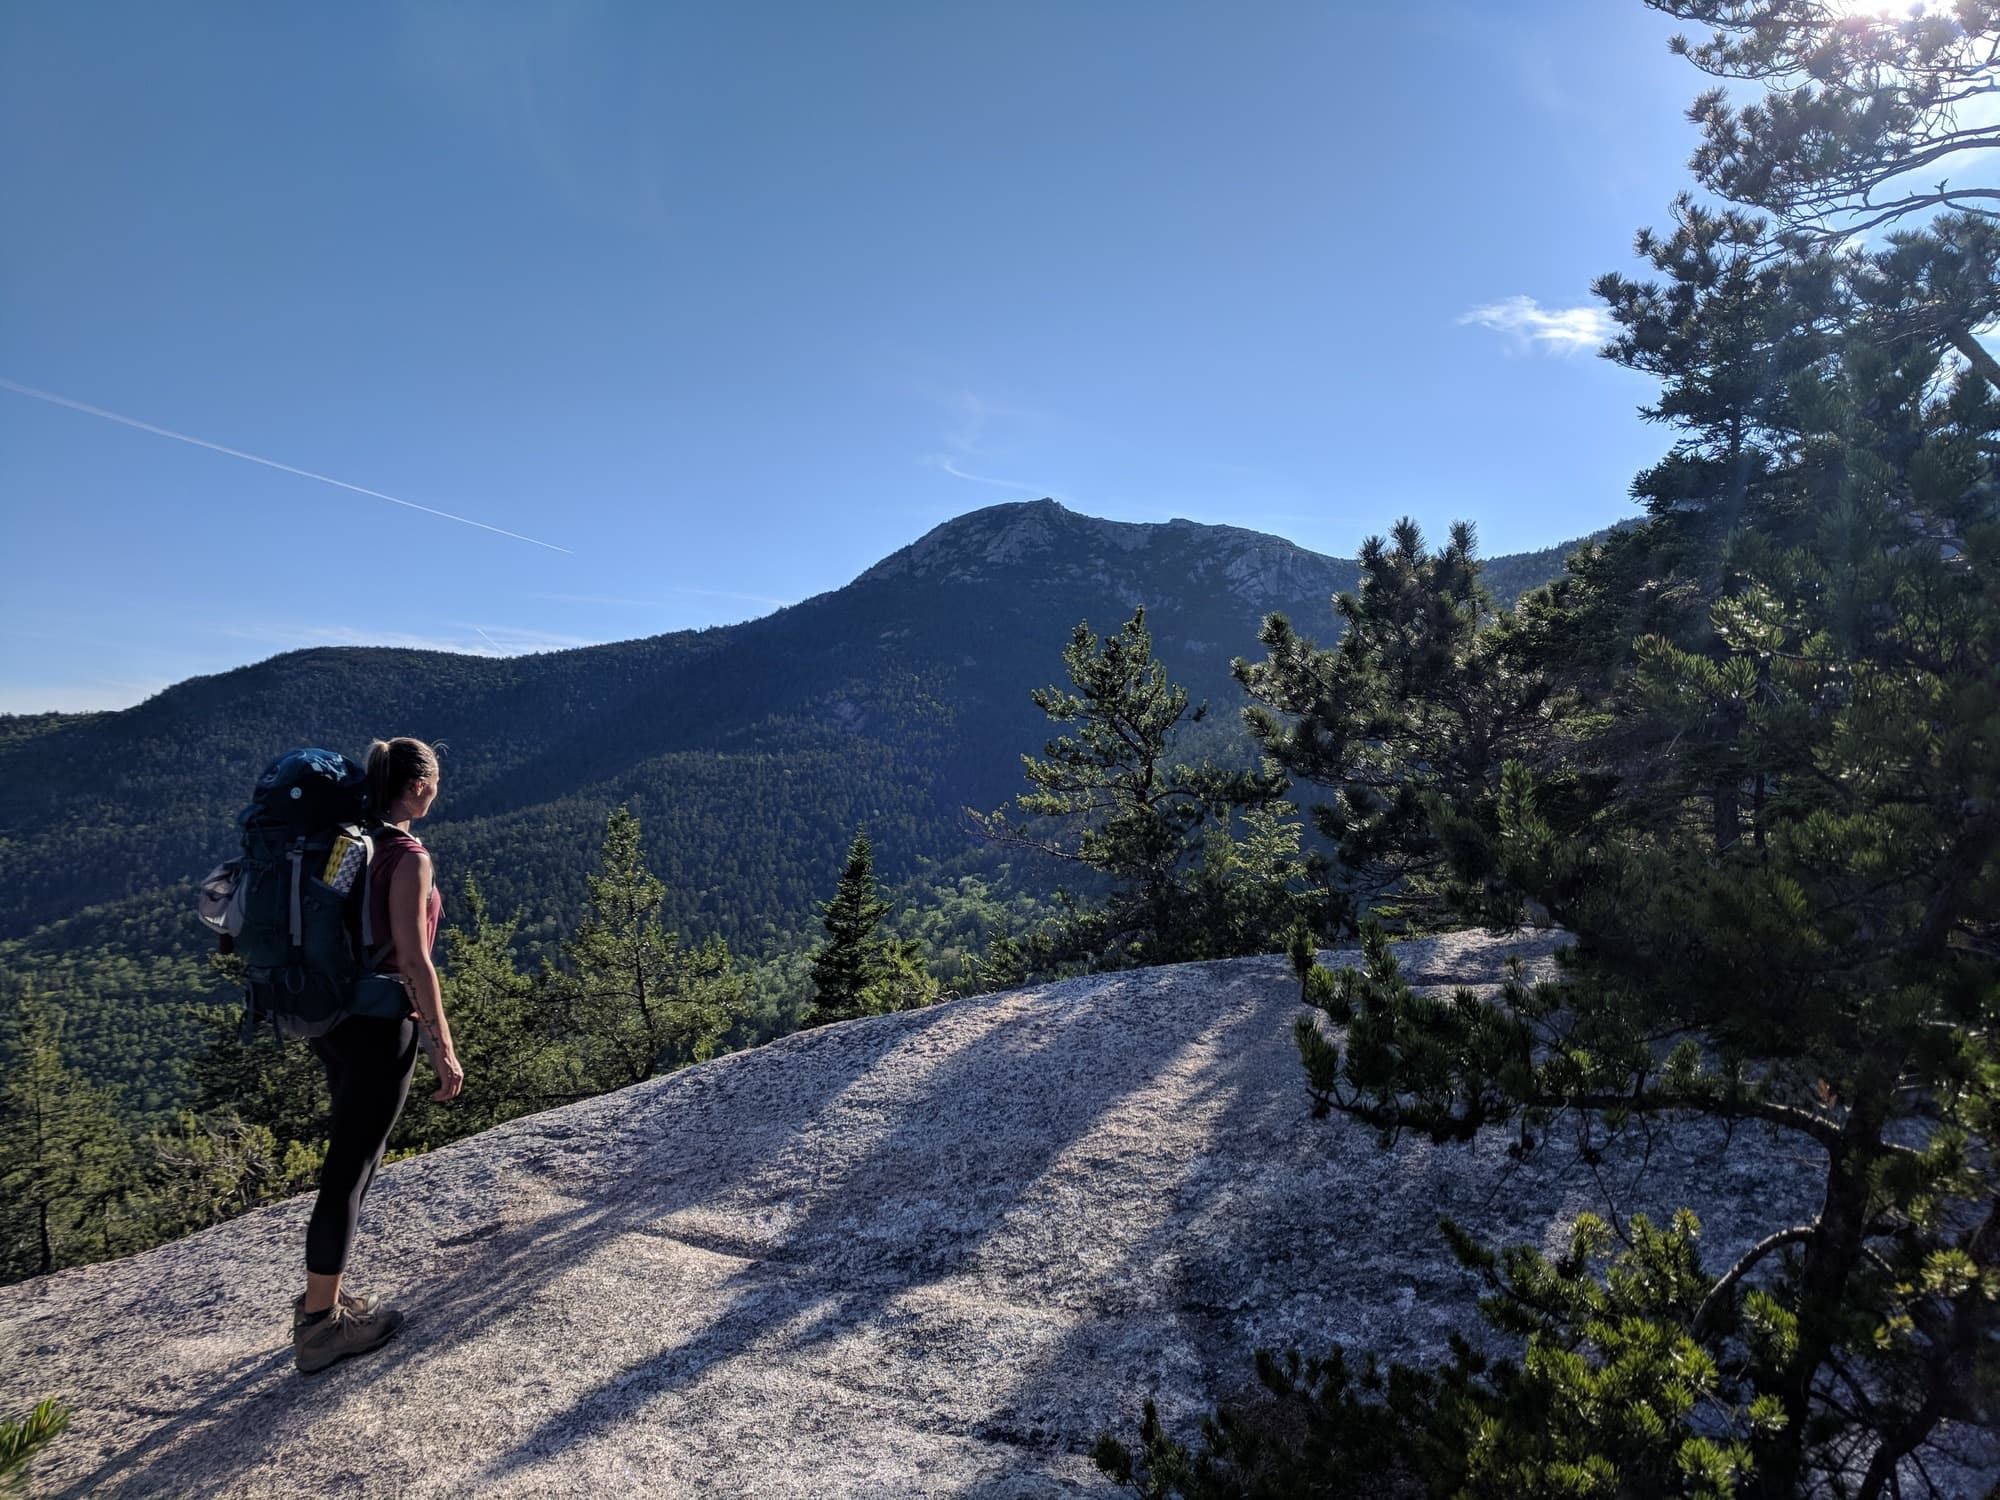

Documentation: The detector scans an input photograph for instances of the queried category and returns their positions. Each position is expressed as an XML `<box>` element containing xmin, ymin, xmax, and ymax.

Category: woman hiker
<box><xmin>293</xmin><ymin>736</ymin><xmax>466</xmax><ymax>1374</ymax></box>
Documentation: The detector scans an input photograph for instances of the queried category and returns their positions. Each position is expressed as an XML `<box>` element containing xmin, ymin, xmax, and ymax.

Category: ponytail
<box><xmin>365</xmin><ymin>737</ymin><xmax>439</xmax><ymax>818</ymax></box>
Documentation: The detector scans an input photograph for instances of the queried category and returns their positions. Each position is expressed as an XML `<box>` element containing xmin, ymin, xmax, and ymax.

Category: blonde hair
<box><xmin>365</xmin><ymin>737</ymin><xmax>439</xmax><ymax>818</ymax></box>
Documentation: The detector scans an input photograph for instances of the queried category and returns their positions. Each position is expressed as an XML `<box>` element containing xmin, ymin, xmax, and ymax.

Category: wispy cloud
<box><xmin>0</xmin><ymin>378</ymin><xmax>572</xmax><ymax>552</ymax></box>
<box><xmin>926</xmin><ymin>457</ymin><xmax>1057</xmax><ymax>496</ymax></box>
<box><xmin>1459</xmin><ymin>296</ymin><xmax>1612</xmax><ymax>354</ymax></box>
<box><xmin>917</xmin><ymin>386</ymin><xmax>1069</xmax><ymax>500</ymax></box>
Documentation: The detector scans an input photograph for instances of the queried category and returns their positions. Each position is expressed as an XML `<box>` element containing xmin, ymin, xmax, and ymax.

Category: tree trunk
<box><xmin>1754</xmin><ymin>1092</ymin><xmax>1887</xmax><ymax>1499</ymax></box>
<box><xmin>633</xmin><ymin>959</ymin><xmax>657</xmax><ymax>1085</ymax></box>
<box><xmin>1948</xmin><ymin>327</ymin><xmax>2000</xmax><ymax>395</ymax></box>
<box><xmin>1713</xmin><ymin>780</ymin><xmax>1742</xmax><ymax>851</ymax></box>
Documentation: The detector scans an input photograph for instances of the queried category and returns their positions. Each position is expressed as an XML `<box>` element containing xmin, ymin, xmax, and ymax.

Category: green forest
<box><xmin>6</xmin><ymin>0</ymin><xmax>2000</xmax><ymax>1494</ymax></box>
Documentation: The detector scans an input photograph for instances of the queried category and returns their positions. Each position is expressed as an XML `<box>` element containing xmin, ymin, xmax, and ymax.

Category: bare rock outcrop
<box><xmin>854</xmin><ymin>497</ymin><xmax>1349</xmax><ymax>616</ymax></box>
<box><xmin>5</xmin><ymin>932</ymin><xmax>1978</xmax><ymax>1497</ymax></box>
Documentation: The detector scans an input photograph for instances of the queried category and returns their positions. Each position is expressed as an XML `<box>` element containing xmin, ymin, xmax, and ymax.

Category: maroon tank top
<box><xmin>368</xmin><ymin>827</ymin><xmax>443</xmax><ymax>977</ymax></box>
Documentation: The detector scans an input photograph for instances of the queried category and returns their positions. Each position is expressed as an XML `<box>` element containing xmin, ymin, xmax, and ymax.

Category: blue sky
<box><xmin>2</xmin><ymin>1</ymin><xmax>1707</xmax><ymax>713</ymax></box>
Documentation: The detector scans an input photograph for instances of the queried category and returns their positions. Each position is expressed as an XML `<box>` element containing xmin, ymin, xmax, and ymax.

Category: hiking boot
<box><xmin>293</xmin><ymin>1287</ymin><xmax>383</xmax><ymax>1319</ymax></box>
<box><xmin>293</xmin><ymin>1300</ymin><xmax>404</xmax><ymax>1375</ymax></box>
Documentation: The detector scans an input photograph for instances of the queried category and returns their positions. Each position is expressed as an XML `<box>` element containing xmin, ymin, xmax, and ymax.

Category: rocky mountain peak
<box><xmin>855</xmin><ymin>499</ymin><xmax>1348</xmax><ymax>616</ymax></box>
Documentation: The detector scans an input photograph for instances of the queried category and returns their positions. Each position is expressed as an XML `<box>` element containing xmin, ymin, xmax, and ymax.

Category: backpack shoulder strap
<box><xmin>356</xmin><ymin>830</ymin><xmax>377</xmax><ymax>951</ymax></box>
<box><xmin>364</xmin><ymin>827</ymin><xmax>422</xmax><ymax>970</ymax></box>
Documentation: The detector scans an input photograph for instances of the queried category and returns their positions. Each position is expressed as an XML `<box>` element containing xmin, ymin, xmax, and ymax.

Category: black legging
<box><xmin>305</xmin><ymin>1015</ymin><xmax>418</xmax><ymax>1276</ymax></box>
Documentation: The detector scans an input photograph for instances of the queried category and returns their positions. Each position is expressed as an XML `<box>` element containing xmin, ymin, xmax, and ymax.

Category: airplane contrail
<box><xmin>0</xmin><ymin>378</ymin><xmax>572</xmax><ymax>554</ymax></box>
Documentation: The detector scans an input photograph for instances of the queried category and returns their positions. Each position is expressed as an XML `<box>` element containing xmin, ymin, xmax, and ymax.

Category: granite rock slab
<box><xmin>5</xmin><ymin>931</ymin><xmax>1987</xmax><ymax>1496</ymax></box>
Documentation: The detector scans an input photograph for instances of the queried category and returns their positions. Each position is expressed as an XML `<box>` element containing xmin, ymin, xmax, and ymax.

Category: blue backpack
<box><xmin>197</xmin><ymin>748</ymin><xmax>396</xmax><ymax>1038</ymax></box>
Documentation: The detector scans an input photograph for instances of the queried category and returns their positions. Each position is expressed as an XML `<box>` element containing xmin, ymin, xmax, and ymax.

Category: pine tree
<box><xmin>547</xmin><ymin>806</ymin><xmax>749</xmax><ymax>1093</ymax></box>
<box><xmin>1236</xmin><ymin>520</ymin><xmax>1549</xmax><ymax>930</ymax></box>
<box><xmin>807</xmin><ymin>828</ymin><xmax>894</xmax><ymax>1025</ymax></box>
<box><xmin>0</xmin><ymin>993</ymin><xmax>135</xmax><ymax>1284</ymax></box>
<box><xmin>872</xmin><ymin>936</ymin><xmax>942</xmax><ymax>1016</ymax></box>
<box><xmin>1652</xmin><ymin>1</ymin><xmax>2000</xmax><ymax>248</ymax></box>
<box><xmin>983</xmin><ymin>607</ymin><xmax>1285</xmax><ymax>966</ymax></box>
<box><xmin>1180</xmin><ymin>802</ymin><xmax>1329</xmax><ymax>961</ymax></box>
<box><xmin>398</xmin><ymin>876</ymin><xmax>551</xmax><ymax>1148</ymax></box>
<box><xmin>807</xmin><ymin>829</ymin><xmax>939</xmax><ymax>1025</ymax></box>
<box><xmin>966</xmin><ymin>922</ymin><xmax>1029</xmax><ymax>995</ymax></box>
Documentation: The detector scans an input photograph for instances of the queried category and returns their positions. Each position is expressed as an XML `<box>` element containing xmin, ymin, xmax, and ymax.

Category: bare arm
<box><xmin>389</xmin><ymin>850</ymin><xmax>463</xmax><ymax>1102</ymax></box>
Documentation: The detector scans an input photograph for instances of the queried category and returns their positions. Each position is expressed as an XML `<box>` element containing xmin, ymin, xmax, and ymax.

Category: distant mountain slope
<box><xmin>0</xmin><ymin>710</ymin><xmax>106</xmax><ymax>751</ymax></box>
<box><xmin>3</xmin><ymin>502</ymin><xmax>1360</xmax><ymax>940</ymax></box>
<box><xmin>0</xmin><ymin>501</ymin><xmax>1581</xmax><ymax>936</ymax></box>
<box><xmin>0</xmin><ymin>501</ymin><xmax>1594</xmax><ymax>1101</ymax></box>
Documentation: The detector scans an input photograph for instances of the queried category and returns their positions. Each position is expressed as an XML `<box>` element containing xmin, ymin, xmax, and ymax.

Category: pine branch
<box><xmin>1693</xmin><ymin>1222</ymin><xmax>1818</xmax><ymax>1336</ymax></box>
